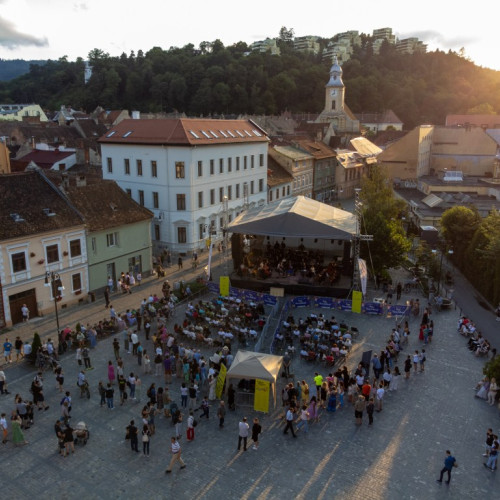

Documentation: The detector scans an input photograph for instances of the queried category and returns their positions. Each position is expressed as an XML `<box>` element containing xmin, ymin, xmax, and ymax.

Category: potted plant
<box><xmin>37</xmin><ymin>259</ymin><xmax>45</xmax><ymax>265</ymax></box>
<box><xmin>75</xmin><ymin>290</ymin><xmax>81</xmax><ymax>295</ymax></box>
<box><xmin>30</xmin><ymin>252</ymin><xmax>36</xmax><ymax>258</ymax></box>
<box><xmin>63</xmin><ymin>251</ymin><xmax>69</xmax><ymax>256</ymax></box>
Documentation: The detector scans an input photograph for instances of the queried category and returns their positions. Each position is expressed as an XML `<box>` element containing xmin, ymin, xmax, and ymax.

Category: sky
<box><xmin>0</xmin><ymin>0</ymin><xmax>498</xmax><ymax>70</ymax></box>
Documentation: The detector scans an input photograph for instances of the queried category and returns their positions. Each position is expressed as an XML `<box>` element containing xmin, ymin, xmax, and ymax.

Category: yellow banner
<box><xmin>254</xmin><ymin>379</ymin><xmax>270</xmax><ymax>413</ymax></box>
<box><xmin>352</xmin><ymin>290</ymin><xmax>362</xmax><ymax>314</ymax></box>
<box><xmin>219</xmin><ymin>276</ymin><xmax>230</xmax><ymax>297</ymax></box>
<box><xmin>215</xmin><ymin>362</ymin><xmax>227</xmax><ymax>400</ymax></box>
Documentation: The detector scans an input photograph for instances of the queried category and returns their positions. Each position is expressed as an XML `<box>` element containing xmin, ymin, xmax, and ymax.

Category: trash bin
<box><xmin>89</xmin><ymin>292</ymin><xmax>96</xmax><ymax>302</ymax></box>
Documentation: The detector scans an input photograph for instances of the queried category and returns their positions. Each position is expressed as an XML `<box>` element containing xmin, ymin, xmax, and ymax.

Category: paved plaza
<box><xmin>0</xmin><ymin>255</ymin><xmax>499</xmax><ymax>499</ymax></box>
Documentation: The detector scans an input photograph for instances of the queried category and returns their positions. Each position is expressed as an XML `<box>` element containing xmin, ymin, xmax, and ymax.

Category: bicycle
<box><xmin>79</xmin><ymin>380</ymin><xmax>90</xmax><ymax>399</ymax></box>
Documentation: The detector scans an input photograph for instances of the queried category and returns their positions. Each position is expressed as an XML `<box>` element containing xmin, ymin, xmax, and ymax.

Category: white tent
<box><xmin>226</xmin><ymin>350</ymin><xmax>283</xmax><ymax>410</ymax></box>
<box><xmin>228</xmin><ymin>196</ymin><xmax>356</xmax><ymax>240</ymax></box>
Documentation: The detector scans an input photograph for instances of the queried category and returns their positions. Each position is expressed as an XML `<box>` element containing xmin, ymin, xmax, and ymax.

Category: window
<box><xmin>199</xmin><ymin>224</ymin><xmax>204</xmax><ymax>240</ymax></box>
<box><xmin>250</xmin><ymin>181</ymin><xmax>254</xmax><ymax>194</ymax></box>
<box><xmin>136</xmin><ymin>159</ymin><xmax>143</xmax><ymax>176</ymax></box>
<box><xmin>227</xmin><ymin>185</ymin><xmax>232</xmax><ymax>200</ymax></box>
<box><xmin>269</xmin><ymin>190</ymin><xmax>273</xmax><ymax>202</ymax></box>
<box><xmin>126</xmin><ymin>188</ymin><xmax>132</xmax><ymax>196</ymax></box>
<box><xmin>91</xmin><ymin>237</ymin><xmax>97</xmax><ymax>253</ymax></box>
<box><xmin>69</xmin><ymin>239</ymin><xmax>81</xmax><ymax>257</ymax></box>
<box><xmin>210</xmin><ymin>189</ymin><xmax>215</xmax><ymax>205</ymax></box>
<box><xmin>175</xmin><ymin>161</ymin><xmax>185</xmax><ymax>178</ymax></box>
<box><xmin>151</xmin><ymin>161</ymin><xmax>158</xmax><ymax>178</ymax></box>
<box><xmin>282</xmin><ymin>186</ymin><xmax>286</xmax><ymax>197</ymax></box>
<box><xmin>138</xmin><ymin>190</ymin><xmax>144</xmax><ymax>206</ymax></box>
<box><xmin>198</xmin><ymin>161</ymin><xmax>203</xmax><ymax>177</ymax></box>
<box><xmin>124</xmin><ymin>158</ymin><xmax>130</xmax><ymax>175</ymax></box>
<box><xmin>228</xmin><ymin>158</ymin><xmax>232</xmax><ymax>172</ymax></box>
<box><xmin>106</xmin><ymin>232</ymin><xmax>119</xmax><ymax>247</ymax></box>
<box><xmin>198</xmin><ymin>191</ymin><xmax>203</xmax><ymax>208</ymax></box>
<box><xmin>259</xmin><ymin>154</ymin><xmax>264</xmax><ymax>167</ymax></box>
<box><xmin>210</xmin><ymin>160</ymin><xmax>214</xmax><ymax>175</ymax></box>
<box><xmin>219</xmin><ymin>187</ymin><xmax>224</xmax><ymax>202</ymax></box>
<box><xmin>176</xmin><ymin>194</ymin><xmax>186</xmax><ymax>210</ymax></box>
<box><xmin>106</xmin><ymin>157</ymin><xmax>113</xmax><ymax>173</ymax></box>
<box><xmin>236</xmin><ymin>157</ymin><xmax>240</xmax><ymax>171</ymax></box>
<box><xmin>287</xmin><ymin>186</ymin><xmax>290</xmax><ymax>195</ymax></box>
<box><xmin>46</xmin><ymin>244</ymin><xmax>59</xmax><ymax>263</ymax></box>
<box><xmin>177</xmin><ymin>227</ymin><xmax>187</xmax><ymax>243</ymax></box>
<box><xmin>72</xmin><ymin>273</ymin><xmax>82</xmax><ymax>292</ymax></box>
<box><xmin>251</xmin><ymin>155</ymin><xmax>255</xmax><ymax>168</ymax></box>
<box><xmin>11</xmin><ymin>252</ymin><xmax>26</xmax><ymax>273</ymax></box>
<box><xmin>153</xmin><ymin>192</ymin><xmax>159</xmax><ymax>209</ymax></box>
<box><xmin>259</xmin><ymin>179</ymin><xmax>264</xmax><ymax>192</ymax></box>
<box><xmin>236</xmin><ymin>183</ymin><xmax>240</xmax><ymax>198</ymax></box>
<box><xmin>154</xmin><ymin>224</ymin><xmax>160</xmax><ymax>241</ymax></box>
<box><xmin>219</xmin><ymin>158</ymin><xmax>224</xmax><ymax>174</ymax></box>
<box><xmin>244</xmin><ymin>156</ymin><xmax>247</xmax><ymax>169</ymax></box>
<box><xmin>276</xmin><ymin>188</ymin><xmax>279</xmax><ymax>200</ymax></box>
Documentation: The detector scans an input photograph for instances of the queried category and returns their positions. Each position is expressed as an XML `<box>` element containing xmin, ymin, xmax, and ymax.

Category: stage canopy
<box><xmin>228</xmin><ymin>195</ymin><xmax>357</xmax><ymax>240</ymax></box>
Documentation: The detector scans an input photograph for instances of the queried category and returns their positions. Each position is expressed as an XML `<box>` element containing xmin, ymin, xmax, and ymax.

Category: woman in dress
<box><xmin>208</xmin><ymin>376</ymin><xmax>217</xmax><ymax>401</ymax></box>
<box><xmin>487</xmin><ymin>377</ymin><xmax>498</xmax><ymax>406</ymax></box>
<box><xmin>11</xmin><ymin>411</ymin><xmax>27</xmax><ymax>446</ymax></box>
<box><xmin>476</xmin><ymin>376</ymin><xmax>490</xmax><ymax>399</ymax></box>
<box><xmin>143</xmin><ymin>352</ymin><xmax>151</xmax><ymax>374</ymax></box>
<box><xmin>107</xmin><ymin>360</ymin><xmax>115</xmax><ymax>385</ymax></box>
<box><xmin>300</xmin><ymin>380</ymin><xmax>309</xmax><ymax>407</ymax></box>
<box><xmin>327</xmin><ymin>386</ymin><xmax>337</xmax><ymax>412</ymax></box>
<box><xmin>307</xmin><ymin>396</ymin><xmax>319</xmax><ymax>423</ymax></box>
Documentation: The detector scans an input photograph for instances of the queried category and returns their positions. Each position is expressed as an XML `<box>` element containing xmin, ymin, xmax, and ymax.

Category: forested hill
<box><xmin>0</xmin><ymin>59</ymin><xmax>47</xmax><ymax>81</ymax></box>
<box><xmin>0</xmin><ymin>40</ymin><xmax>499</xmax><ymax>129</ymax></box>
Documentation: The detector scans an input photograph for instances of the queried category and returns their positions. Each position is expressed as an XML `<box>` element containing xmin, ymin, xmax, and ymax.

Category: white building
<box><xmin>100</xmin><ymin>118</ymin><xmax>269</xmax><ymax>254</ymax></box>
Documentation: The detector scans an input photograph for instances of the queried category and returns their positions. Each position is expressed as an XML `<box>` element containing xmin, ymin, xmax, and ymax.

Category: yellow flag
<box><xmin>219</xmin><ymin>276</ymin><xmax>230</xmax><ymax>297</ymax></box>
<box><xmin>215</xmin><ymin>363</ymin><xmax>227</xmax><ymax>400</ymax></box>
<box><xmin>352</xmin><ymin>290</ymin><xmax>362</xmax><ymax>313</ymax></box>
<box><xmin>254</xmin><ymin>379</ymin><xmax>270</xmax><ymax>413</ymax></box>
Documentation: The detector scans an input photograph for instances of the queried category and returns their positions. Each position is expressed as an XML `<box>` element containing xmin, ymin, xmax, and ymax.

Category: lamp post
<box><xmin>45</xmin><ymin>271</ymin><xmax>64</xmax><ymax>337</ymax></box>
<box><xmin>431</xmin><ymin>246</ymin><xmax>453</xmax><ymax>295</ymax></box>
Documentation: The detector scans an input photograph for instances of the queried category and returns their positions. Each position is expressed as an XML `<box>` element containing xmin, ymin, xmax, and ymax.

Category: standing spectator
<box><xmin>11</xmin><ymin>411</ymin><xmax>27</xmax><ymax>446</ymax></box>
<box><xmin>283</xmin><ymin>352</ymin><xmax>291</xmax><ymax>378</ymax></box>
<box><xmin>238</xmin><ymin>417</ymin><xmax>250</xmax><ymax>451</ymax></box>
<box><xmin>252</xmin><ymin>417</ymin><xmax>262</xmax><ymax>450</ymax></box>
<box><xmin>484</xmin><ymin>428</ymin><xmax>495</xmax><ymax>457</ymax></box>
<box><xmin>296</xmin><ymin>405</ymin><xmax>310</xmax><ymax>434</ymax></box>
<box><xmin>313</xmin><ymin>372</ymin><xmax>323</xmax><ymax>399</ymax></box>
<box><xmin>0</xmin><ymin>369</ymin><xmax>9</xmax><ymax>395</ymax></box>
<box><xmin>136</xmin><ymin>272</ymin><xmax>142</xmax><ymax>286</ymax></box>
<box><xmin>487</xmin><ymin>378</ymin><xmax>498</xmax><ymax>406</ymax></box>
<box><xmin>199</xmin><ymin>396</ymin><xmax>210</xmax><ymax>419</ymax></box>
<box><xmin>404</xmin><ymin>355</ymin><xmax>412</xmax><ymax>379</ymax></box>
<box><xmin>366</xmin><ymin>398</ymin><xmax>375</xmax><ymax>426</ymax></box>
<box><xmin>413</xmin><ymin>351</ymin><xmax>420</xmax><ymax>374</ymax></box>
<box><xmin>217</xmin><ymin>401</ymin><xmax>226</xmax><ymax>428</ymax></box>
<box><xmin>63</xmin><ymin>423</ymin><xmax>75</xmax><ymax>456</ymax></box>
<box><xmin>76</xmin><ymin>347</ymin><xmax>83</xmax><ymax>367</ymax></box>
<box><xmin>112</xmin><ymin>339</ymin><xmax>120</xmax><ymax>361</ymax></box>
<box><xmin>496</xmin><ymin>303</ymin><xmax>500</xmax><ymax>322</ymax></box>
<box><xmin>21</xmin><ymin>303</ymin><xmax>29</xmax><ymax>322</ymax></box>
<box><xmin>82</xmin><ymin>346</ymin><xmax>92</xmax><ymax>370</ymax></box>
<box><xmin>144</xmin><ymin>319</ymin><xmax>151</xmax><ymax>340</ymax></box>
<box><xmin>0</xmin><ymin>412</ymin><xmax>7</xmax><ymax>444</ymax></box>
<box><xmin>130</xmin><ymin>331</ymin><xmax>139</xmax><ymax>355</ymax></box>
<box><xmin>98</xmin><ymin>381</ymin><xmax>106</xmax><ymax>407</ymax></box>
<box><xmin>104</xmin><ymin>287</ymin><xmax>110</xmax><ymax>308</ymax></box>
<box><xmin>178</xmin><ymin>256</ymin><xmax>183</xmax><ymax>270</ymax></box>
<box><xmin>283</xmin><ymin>407</ymin><xmax>297</xmax><ymax>437</ymax></box>
<box><xmin>105</xmin><ymin>383</ymin><xmax>115</xmax><ymax>409</ymax></box>
<box><xmin>107</xmin><ymin>276</ymin><xmax>114</xmax><ymax>293</ymax></box>
<box><xmin>180</xmin><ymin>383</ymin><xmax>188</xmax><ymax>408</ymax></box>
<box><xmin>165</xmin><ymin>437</ymin><xmax>186</xmax><ymax>473</ymax></box>
<box><xmin>437</xmin><ymin>450</ymin><xmax>457</xmax><ymax>484</ymax></box>
<box><xmin>371</xmin><ymin>354</ymin><xmax>382</xmax><ymax>379</ymax></box>
<box><xmin>186</xmin><ymin>410</ymin><xmax>195</xmax><ymax>441</ymax></box>
<box><xmin>142</xmin><ymin>424</ymin><xmax>150</xmax><ymax>456</ymax></box>
<box><xmin>484</xmin><ymin>438</ymin><xmax>498</xmax><ymax>471</ymax></box>
<box><xmin>129</xmin><ymin>372</ymin><xmax>136</xmax><ymax>400</ymax></box>
<box><xmin>3</xmin><ymin>338</ymin><xmax>13</xmax><ymax>363</ymax></box>
<box><xmin>354</xmin><ymin>394</ymin><xmax>366</xmax><ymax>425</ymax></box>
<box><xmin>127</xmin><ymin>420</ymin><xmax>139</xmax><ymax>453</ymax></box>
<box><xmin>376</xmin><ymin>383</ymin><xmax>385</xmax><ymax>412</ymax></box>
<box><xmin>107</xmin><ymin>361</ymin><xmax>115</xmax><ymax>385</ymax></box>
<box><xmin>396</xmin><ymin>282</ymin><xmax>402</xmax><ymax>301</ymax></box>
<box><xmin>14</xmin><ymin>336</ymin><xmax>24</xmax><ymax>361</ymax></box>
<box><xmin>188</xmin><ymin>383</ymin><xmax>197</xmax><ymax>409</ymax></box>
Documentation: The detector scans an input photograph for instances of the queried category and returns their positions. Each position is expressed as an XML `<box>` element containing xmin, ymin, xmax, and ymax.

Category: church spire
<box><xmin>326</xmin><ymin>56</ymin><xmax>344</xmax><ymax>88</ymax></box>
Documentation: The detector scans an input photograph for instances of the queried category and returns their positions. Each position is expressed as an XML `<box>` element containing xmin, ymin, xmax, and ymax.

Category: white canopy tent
<box><xmin>226</xmin><ymin>350</ymin><xmax>283</xmax><ymax>410</ymax></box>
<box><xmin>228</xmin><ymin>196</ymin><xmax>357</xmax><ymax>240</ymax></box>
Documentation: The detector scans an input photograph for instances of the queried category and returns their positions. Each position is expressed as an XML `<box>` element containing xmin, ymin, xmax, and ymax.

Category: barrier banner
<box><xmin>315</xmin><ymin>297</ymin><xmax>335</xmax><ymax>308</ymax></box>
<box><xmin>207</xmin><ymin>282</ymin><xmax>219</xmax><ymax>294</ymax></box>
<box><xmin>254</xmin><ymin>378</ymin><xmax>270</xmax><ymax>413</ymax></box>
<box><xmin>219</xmin><ymin>276</ymin><xmax>230</xmax><ymax>297</ymax></box>
<box><xmin>263</xmin><ymin>294</ymin><xmax>277</xmax><ymax>306</ymax></box>
<box><xmin>351</xmin><ymin>291</ymin><xmax>362</xmax><ymax>313</ymax></box>
<box><xmin>291</xmin><ymin>296</ymin><xmax>310</xmax><ymax>307</ymax></box>
<box><xmin>215</xmin><ymin>363</ymin><xmax>227</xmax><ymax>400</ymax></box>
<box><xmin>339</xmin><ymin>299</ymin><xmax>352</xmax><ymax>311</ymax></box>
<box><xmin>389</xmin><ymin>305</ymin><xmax>411</xmax><ymax>317</ymax></box>
<box><xmin>364</xmin><ymin>302</ymin><xmax>383</xmax><ymax>315</ymax></box>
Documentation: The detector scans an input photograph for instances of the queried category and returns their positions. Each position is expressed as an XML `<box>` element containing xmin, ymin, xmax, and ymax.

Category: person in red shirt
<box><xmin>361</xmin><ymin>380</ymin><xmax>372</xmax><ymax>401</ymax></box>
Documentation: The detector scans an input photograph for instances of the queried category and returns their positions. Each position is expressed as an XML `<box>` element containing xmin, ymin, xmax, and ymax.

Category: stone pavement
<box><xmin>0</xmin><ymin>272</ymin><xmax>499</xmax><ymax>499</ymax></box>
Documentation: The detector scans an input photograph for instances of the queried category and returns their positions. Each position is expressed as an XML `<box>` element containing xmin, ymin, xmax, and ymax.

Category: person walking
<box><xmin>107</xmin><ymin>360</ymin><xmax>116</xmax><ymax>385</ymax></box>
<box><xmin>484</xmin><ymin>438</ymin><xmax>499</xmax><ymax>471</ymax></box>
<box><xmin>142</xmin><ymin>424</ymin><xmax>151</xmax><ymax>457</ymax></box>
<box><xmin>178</xmin><ymin>256</ymin><xmax>183</xmax><ymax>270</ymax></box>
<box><xmin>105</xmin><ymin>383</ymin><xmax>115</xmax><ymax>409</ymax></box>
<box><xmin>165</xmin><ymin>437</ymin><xmax>186</xmax><ymax>473</ymax></box>
<box><xmin>127</xmin><ymin>420</ymin><xmax>139</xmax><ymax>453</ymax></box>
<box><xmin>238</xmin><ymin>417</ymin><xmax>250</xmax><ymax>451</ymax></box>
<box><xmin>104</xmin><ymin>287</ymin><xmax>110</xmax><ymax>308</ymax></box>
<box><xmin>217</xmin><ymin>401</ymin><xmax>226</xmax><ymax>428</ymax></box>
<box><xmin>283</xmin><ymin>407</ymin><xmax>297</xmax><ymax>437</ymax></box>
<box><xmin>82</xmin><ymin>346</ymin><xmax>92</xmax><ymax>370</ymax></box>
<box><xmin>366</xmin><ymin>397</ymin><xmax>375</xmax><ymax>425</ymax></box>
<box><xmin>186</xmin><ymin>410</ymin><xmax>195</xmax><ymax>441</ymax></box>
<box><xmin>437</xmin><ymin>450</ymin><xmax>457</xmax><ymax>484</ymax></box>
<box><xmin>296</xmin><ymin>405</ymin><xmax>310</xmax><ymax>434</ymax></box>
<box><xmin>1</xmin><ymin>412</ymin><xmax>8</xmax><ymax>444</ymax></box>
<box><xmin>354</xmin><ymin>394</ymin><xmax>366</xmax><ymax>425</ymax></box>
<box><xmin>252</xmin><ymin>417</ymin><xmax>262</xmax><ymax>450</ymax></box>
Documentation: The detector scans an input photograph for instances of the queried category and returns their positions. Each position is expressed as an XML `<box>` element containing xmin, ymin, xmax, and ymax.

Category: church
<box><xmin>315</xmin><ymin>57</ymin><xmax>360</xmax><ymax>140</ymax></box>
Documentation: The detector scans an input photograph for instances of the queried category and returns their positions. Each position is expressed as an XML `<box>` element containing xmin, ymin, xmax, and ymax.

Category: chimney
<box><xmin>76</xmin><ymin>175</ymin><xmax>87</xmax><ymax>187</ymax></box>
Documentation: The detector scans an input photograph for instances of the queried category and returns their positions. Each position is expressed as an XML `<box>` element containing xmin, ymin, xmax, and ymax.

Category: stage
<box><xmin>229</xmin><ymin>270</ymin><xmax>352</xmax><ymax>298</ymax></box>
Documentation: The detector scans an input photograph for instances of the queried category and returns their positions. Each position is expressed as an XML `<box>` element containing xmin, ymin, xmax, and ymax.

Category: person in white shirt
<box><xmin>283</xmin><ymin>407</ymin><xmax>297</xmax><ymax>437</ymax></box>
<box><xmin>238</xmin><ymin>417</ymin><xmax>250</xmax><ymax>451</ymax></box>
<box><xmin>165</xmin><ymin>437</ymin><xmax>186</xmax><ymax>473</ymax></box>
<box><xmin>376</xmin><ymin>383</ymin><xmax>385</xmax><ymax>412</ymax></box>
<box><xmin>0</xmin><ymin>412</ymin><xmax>8</xmax><ymax>443</ymax></box>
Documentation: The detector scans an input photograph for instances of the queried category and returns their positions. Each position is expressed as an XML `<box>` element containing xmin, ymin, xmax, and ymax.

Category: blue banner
<box><xmin>291</xmin><ymin>296</ymin><xmax>310</xmax><ymax>308</ymax></box>
<box><xmin>207</xmin><ymin>282</ymin><xmax>219</xmax><ymax>294</ymax></box>
<box><xmin>314</xmin><ymin>297</ymin><xmax>335</xmax><ymax>308</ymax></box>
<box><xmin>339</xmin><ymin>300</ymin><xmax>352</xmax><ymax>311</ymax></box>
<box><xmin>263</xmin><ymin>294</ymin><xmax>277</xmax><ymax>306</ymax></box>
<box><xmin>364</xmin><ymin>302</ymin><xmax>383</xmax><ymax>315</ymax></box>
<box><xmin>389</xmin><ymin>305</ymin><xmax>410</xmax><ymax>317</ymax></box>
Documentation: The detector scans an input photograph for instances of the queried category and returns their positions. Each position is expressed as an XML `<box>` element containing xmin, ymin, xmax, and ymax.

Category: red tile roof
<box><xmin>99</xmin><ymin>118</ymin><xmax>269</xmax><ymax>146</ymax></box>
<box><xmin>445</xmin><ymin>114</ymin><xmax>500</xmax><ymax>127</ymax></box>
<box><xmin>11</xmin><ymin>149</ymin><xmax>74</xmax><ymax>171</ymax></box>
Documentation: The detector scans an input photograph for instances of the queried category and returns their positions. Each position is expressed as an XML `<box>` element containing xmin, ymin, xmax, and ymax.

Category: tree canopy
<box><xmin>0</xmin><ymin>35</ymin><xmax>499</xmax><ymax>127</ymax></box>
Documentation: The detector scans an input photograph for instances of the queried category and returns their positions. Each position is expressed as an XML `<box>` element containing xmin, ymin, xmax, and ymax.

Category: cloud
<box><xmin>0</xmin><ymin>15</ymin><xmax>48</xmax><ymax>49</ymax></box>
<box><xmin>396</xmin><ymin>30</ymin><xmax>477</xmax><ymax>49</ymax></box>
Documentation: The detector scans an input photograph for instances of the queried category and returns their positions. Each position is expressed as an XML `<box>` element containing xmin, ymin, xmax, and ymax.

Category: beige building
<box><xmin>269</xmin><ymin>145</ymin><xmax>314</xmax><ymax>197</ymax></box>
<box><xmin>0</xmin><ymin>170</ymin><xmax>87</xmax><ymax>327</ymax></box>
<box><xmin>0</xmin><ymin>139</ymin><xmax>10</xmax><ymax>173</ymax></box>
<box><xmin>267</xmin><ymin>156</ymin><xmax>294</xmax><ymax>203</ymax></box>
<box><xmin>0</xmin><ymin>104</ymin><xmax>48</xmax><ymax>122</ymax></box>
<box><xmin>377</xmin><ymin>125</ymin><xmax>434</xmax><ymax>182</ymax></box>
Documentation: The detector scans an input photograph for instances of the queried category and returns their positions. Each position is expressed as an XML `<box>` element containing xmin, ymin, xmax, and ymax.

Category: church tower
<box><xmin>324</xmin><ymin>56</ymin><xmax>345</xmax><ymax>113</ymax></box>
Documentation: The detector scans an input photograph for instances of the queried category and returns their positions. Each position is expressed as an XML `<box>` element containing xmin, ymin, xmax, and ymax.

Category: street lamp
<box><xmin>431</xmin><ymin>246</ymin><xmax>454</xmax><ymax>295</ymax></box>
<box><xmin>44</xmin><ymin>271</ymin><xmax>64</xmax><ymax>338</ymax></box>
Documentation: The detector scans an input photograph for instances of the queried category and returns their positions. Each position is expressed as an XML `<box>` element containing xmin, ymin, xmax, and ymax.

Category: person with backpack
<box><xmin>105</xmin><ymin>383</ymin><xmax>115</xmax><ymax>409</ymax></box>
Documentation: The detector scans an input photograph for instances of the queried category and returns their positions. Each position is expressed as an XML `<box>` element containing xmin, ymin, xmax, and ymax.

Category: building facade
<box><xmin>100</xmin><ymin>118</ymin><xmax>268</xmax><ymax>254</ymax></box>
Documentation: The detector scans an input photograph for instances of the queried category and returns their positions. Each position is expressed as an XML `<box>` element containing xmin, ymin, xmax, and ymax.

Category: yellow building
<box><xmin>0</xmin><ymin>170</ymin><xmax>87</xmax><ymax>327</ymax></box>
<box><xmin>0</xmin><ymin>104</ymin><xmax>48</xmax><ymax>122</ymax></box>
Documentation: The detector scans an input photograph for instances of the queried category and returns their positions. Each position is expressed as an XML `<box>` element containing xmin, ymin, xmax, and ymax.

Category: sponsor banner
<box><xmin>339</xmin><ymin>299</ymin><xmax>352</xmax><ymax>311</ymax></box>
<box><xmin>315</xmin><ymin>297</ymin><xmax>335</xmax><ymax>308</ymax></box>
<box><xmin>263</xmin><ymin>294</ymin><xmax>277</xmax><ymax>306</ymax></box>
<box><xmin>351</xmin><ymin>291</ymin><xmax>362</xmax><ymax>313</ymax></box>
<box><xmin>254</xmin><ymin>379</ymin><xmax>270</xmax><ymax>413</ymax></box>
<box><xmin>389</xmin><ymin>305</ymin><xmax>411</xmax><ymax>317</ymax></box>
<box><xmin>364</xmin><ymin>302</ymin><xmax>383</xmax><ymax>315</ymax></box>
<box><xmin>215</xmin><ymin>363</ymin><xmax>227</xmax><ymax>400</ymax></box>
<box><xmin>291</xmin><ymin>296</ymin><xmax>310</xmax><ymax>308</ymax></box>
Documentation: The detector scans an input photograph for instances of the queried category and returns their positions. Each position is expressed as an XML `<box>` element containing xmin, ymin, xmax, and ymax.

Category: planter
<box><xmin>37</xmin><ymin>259</ymin><xmax>45</xmax><ymax>265</ymax></box>
<box><xmin>63</xmin><ymin>251</ymin><xmax>69</xmax><ymax>256</ymax></box>
<box><xmin>74</xmin><ymin>290</ymin><xmax>82</xmax><ymax>295</ymax></box>
<box><xmin>30</xmin><ymin>252</ymin><xmax>36</xmax><ymax>258</ymax></box>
